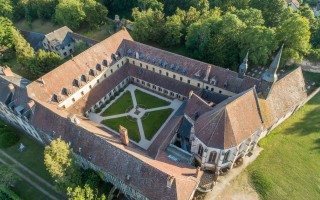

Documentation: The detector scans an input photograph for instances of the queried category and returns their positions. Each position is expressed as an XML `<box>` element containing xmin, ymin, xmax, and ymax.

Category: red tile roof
<box><xmin>194</xmin><ymin>88</ymin><xmax>264</xmax><ymax>149</ymax></box>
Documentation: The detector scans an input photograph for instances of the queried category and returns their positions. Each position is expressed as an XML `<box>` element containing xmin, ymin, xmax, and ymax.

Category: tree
<box><xmin>11</xmin><ymin>28</ymin><xmax>35</xmax><ymax>67</ymax></box>
<box><xmin>250</xmin><ymin>0</ymin><xmax>290</xmax><ymax>27</ymax></box>
<box><xmin>55</xmin><ymin>0</ymin><xmax>86</xmax><ymax>30</ymax></box>
<box><xmin>299</xmin><ymin>4</ymin><xmax>316</xmax><ymax>24</ymax></box>
<box><xmin>44</xmin><ymin>138</ymin><xmax>81</xmax><ymax>191</ymax></box>
<box><xmin>163</xmin><ymin>14</ymin><xmax>183</xmax><ymax>46</ymax></box>
<box><xmin>74</xmin><ymin>40</ymin><xmax>89</xmax><ymax>55</ymax></box>
<box><xmin>0</xmin><ymin>17</ymin><xmax>15</xmax><ymax>48</ymax></box>
<box><xmin>137</xmin><ymin>0</ymin><xmax>163</xmax><ymax>11</ymax></box>
<box><xmin>276</xmin><ymin>13</ymin><xmax>311</xmax><ymax>62</ymax></box>
<box><xmin>0</xmin><ymin>164</ymin><xmax>19</xmax><ymax>187</ymax></box>
<box><xmin>232</xmin><ymin>8</ymin><xmax>265</xmax><ymax>26</ymax></box>
<box><xmin>0</xmin><ymin>0</ymin><xmax>13</xmax><ymax>19</ymax></box>
<box><xmin>311</xmin><ymin>18</ymin><xmax>320</xmax><ymax>48</ymax></box>
<box><xmin>239</xmin><ymin>26</ymin><xmax>278</xmax><ymax>65</ymax></box>
<box><xmin>32</xmin><ymin>50</ymin><xmax>62</xmax><ymax>77</ymax></box>
<box><xmin>132</xmin><ymin>8</ymin><xmax>165</xmax><ymax>43</ymax></box>
<box><xmin>83</xmin><ymin>0</ymin><xmax>108</xmax><ymax>28</ymax></box>
<box><xmin>67</xmin><ymin>184</ymin><xmax>106</xmax><ymax>200</ymax></box>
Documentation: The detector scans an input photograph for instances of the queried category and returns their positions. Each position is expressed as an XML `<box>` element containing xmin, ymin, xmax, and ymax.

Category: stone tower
<box><xmin>238</xmin><ymin>51</ymin><xmax>249</xmax><ymax>78</ymax></box>
<box><xmin>119</xmin><ymin>125</ymin><xmax>129</xmax><ymax>146</ymax></box>
<box><xmin>260</xmin><ymin>44</ymin><xmax>284</xmax><ymax>99</ymax></box>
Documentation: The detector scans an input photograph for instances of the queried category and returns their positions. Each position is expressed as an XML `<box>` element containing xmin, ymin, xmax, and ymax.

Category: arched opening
<box><xmin>208</xmin><ymin>151</ymin><xmax>217</xmax><ymax>164</ymax></box>
<box><xmin>198</xmin><ymin>145</ymin><xmax>204</xmax><ymax>157</ymax></box>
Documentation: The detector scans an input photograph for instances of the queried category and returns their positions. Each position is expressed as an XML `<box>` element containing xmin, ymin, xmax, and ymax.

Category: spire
<box><xmin>262</xmin><ymin>44</ymin><xmax>284</xmax><ymax>83</ymax></box>
<box><xmin>238</xmin><ymin>51</ymin><xmax>249</xmax><ymax>78</ymax></box>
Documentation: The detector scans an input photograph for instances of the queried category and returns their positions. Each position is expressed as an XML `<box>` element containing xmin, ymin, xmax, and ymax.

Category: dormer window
<box><xmin>224</xmin><ymin>81</ymin><xmax>228</xmax><ymax>89</ymax></box>
<box><xmin>53</xmin><ymin>94</ymin><xmax>62</xmax><ymax>103</ymax></box>
<box><xmin>62</xmin><ymin>88</ymin><xmax>72</xmax><ymax>96</ymax></box>
<box><xmin>73</xmin><ymin>79</ymin><xmax>83</xmax><ymax>88</ymax></box>
<box><xmin>210</xmin><ymin>77</ymin><xmax>216</xmax><ymax>85</ymax></box>
<box><xmin>81</xmin><ymin>74</ymin><xmax>89</xmax><ymax>83</ymax></box>
<box><xmin>102</xmin><ymin>59</ymin><xmax>108</xmax><ymax>66</ymax></box>
<box><xmin>89</xmin><ymin>69</ymin><xmax>98</xmax><ymax>77</ymax></box>
<box><xmin>194</xmin><ymin>70</ymin><xmax>201</xmax><ymax>78</ymax></box>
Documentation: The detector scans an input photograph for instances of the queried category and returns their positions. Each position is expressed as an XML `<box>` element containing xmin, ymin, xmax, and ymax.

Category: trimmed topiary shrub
<box><xmin>110</xmin><ymin>96</ymin><xmax>115</xmax><ymax>101</ymax></box>
<box><xmin>0</xmin><ymin>126</ymin><xmax>20</xmax><ymax>148</ymax></box>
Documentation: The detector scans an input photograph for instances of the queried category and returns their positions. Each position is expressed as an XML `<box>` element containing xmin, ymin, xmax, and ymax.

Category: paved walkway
<box><xmin>205</xmin><ymin>147</ymin><xmax>263</xmax><ymax>200</ymax></box>
<box><xmin>89</xmin><ymin>84</ymin><xmax>183</xmax><ymax>149</ymax></box>
<box><xmin>0</xmin><ymin>150</ymin><xmax>60</xmax><ymax>200</ymax></box>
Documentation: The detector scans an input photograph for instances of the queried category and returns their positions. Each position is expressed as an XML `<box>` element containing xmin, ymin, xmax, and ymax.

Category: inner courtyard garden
<box><xmin>89</xmin><ymin>85</ymin><xmax>182</xmax><ymax>149</ymax></box>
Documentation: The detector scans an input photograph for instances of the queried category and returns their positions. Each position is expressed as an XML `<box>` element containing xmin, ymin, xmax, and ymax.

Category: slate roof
<box><xmin>20</xmin><ymin>30</ymin><xmax>45</xmax><ymax>51</ymax></box>
<box><xmin>69</xmin><ymin>32</ymin><xmax>99</xmax><ymax>46</ymax></box>
<box><xmin>124</xmin><ymin>40</ymin><xmax>259</xmax><ymax>94</ymax></box>
<box><xmin>45</xmin><ymin>26</ymin><xmax>73</xmax><ymax>48</ymax></box>
<box><xmin>194</xmin><ymin>89</ymin><xmax>264</xmax><ymax>149</ymax></box>
<box><xmin>200</xmin><ymin>89</ymin><xmax>229</xmax><ymax>104</ymax></box>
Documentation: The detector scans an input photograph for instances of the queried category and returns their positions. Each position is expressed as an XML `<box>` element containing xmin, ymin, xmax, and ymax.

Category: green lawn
<box><xmin>142</xmin><ymin>109</ymin><xmax>173</xmax><ymax>140</ymax></box>
<box><xmin>134</xmin><ymin>90</ymin><xmax>170</xmax><ymax>109</ymax></box>
<box><xmin>102</xmin><ymin>117</ymin><xmax>141</xmax><ymax>142</ymax></box>
<box><xmin>248</xmin><ymin>94</ymin><xmax>320</xmax><ymax>200</ymax></box>
<box><xmin>101</xmin><ymin>92</ymin><xmax>133</xmax><ymax>116</ymax></box>
<box><xmin>0</xmin><ymin>120</ymin><xmax>65</xmax><ymax>199</ymax></box>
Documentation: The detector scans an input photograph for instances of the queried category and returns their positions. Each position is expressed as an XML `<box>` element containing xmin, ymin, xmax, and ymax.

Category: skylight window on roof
<box><xmin>53</xmin><ymin>94</ymin><xmax>63</xmax><ymax>103</ymax></box>
<box><xmin>146</xmin><ymin>55</ymin><xmax>150</xmax><ymax>62</ymax></box>
<box><xmin>62</xmin><ymin>88</ymin><xmax>72</xmax><ymax>96</ymax></box>
<box><xmin>81</xmin><ymin>74</ymin><xmax>89</xmax><ymax>82</ymax></box>
<box><xmin>96</xmin><ymin>64</ymin><xmax>103</xmax><ymax>71</ymax></box>
<box><xmin>182</xmin><ymin>68</ymin><xmax>187</xmax><ymax>74</ymax></box>
<box><xmin>127</xmin><ymin>49</ymin><xmax>132</xmax><ymax>56</ymax></box>
<box><xmin>175</xmin><ymin>65</ymin><xmax>180</xmax><ymax>72</ymax></box>
<box><xmin>158</xmin><ymin>59</ymin><xmax>162</xmax><ymax>66</ymax></box>
<box><xmin>162</xmin><ymin>61</ymin><xmax>167</xmax><ymax>68</ymax></box>
<box><xmin>139</xmin><ymin>53</ymin><xmax>144</xmax><ymax>60</ymax></box>
<box><xmin>152</xmin><ymin>58</ymin><xmax>156</xmax><ymax>64</ymax></box>
<box><xmin>102</xmin><ymin>59</ymin><xmax>108</xmax><ymax>66</ymax></box>
<box><xmin>90</xmin><ymin>69</ymin><xmax>98</xmax><ymax>77</ymax></box>
<box><xmin>170</xmin><ymin>64</ymin><xmax>175</xmax><ymax>70</ymax></box>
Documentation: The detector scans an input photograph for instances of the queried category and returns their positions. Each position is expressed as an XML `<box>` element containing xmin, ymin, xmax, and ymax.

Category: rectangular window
<box><xmin>159</xmin><ymin>70</ymin><xmax>162</xmax><ymax>74</ymax></box>
<box><xmin>166</xmin><ymin>72</ymin><xmax>169</xmax><ymax>76</ymax></box>
<box><xmin>173</xmin><ymin>75</ymin><xmax>176</xmax><ymax>79</ymax></box>
<box><xmin>146</xmin><ymin>65</ymin><xmax>149</xmax><ymax>69</ymax></box>
<box><xmin>117</xmin><ymin>64</ymin><xmax>119</xmax><ymax>68</ymax></box>
<box><xmin>198</xmin><ymin>83</ymin><xmax>201</xmax><ymax>87</ymax></box>
<box><xmin>188</xmin><ymin>80</ymin><xmax>190</xmax><ymax>84</ymax></box>
<box><xmin>180</xmin><ymin>77</ymin><xmax>183</xmax><ymax>81</ymax></box>
<box><xmin>153</xmin><ymin>68</ymin><xmax>155</xmax><ymax>72</ymax></box>
<box><xmin>111</xmin><ymin>69</ymin><xmax>113</xmax><ymax>73</ymax></box>
<box><xmin>133</xmin><ymin>61</ymin><xmax>135</xmax><ymax>65</ymax></box>
<box><xmin>211</xmin><ymin>88</ymin><xmax>214</xmax><ymax>92</ymax></box>
<box><xmin>206</xmin><ymin>86</ymin><xmax>209</xmax><ymax>89</ymax></box>
<box><xmin>140</xmin><ymin>63</ymin><xmax>142</xmax><ymax>67</ymax></box>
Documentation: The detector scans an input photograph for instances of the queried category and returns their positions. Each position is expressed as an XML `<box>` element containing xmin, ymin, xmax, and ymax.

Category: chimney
<box><xmin>196</xmin><ymin>167</ymin><xmax>201</xmax><ymax>178</ymax></box>
<box><xmin>119</xmin><ymin>125</ymin><xmax>129</xmax><ymax>145</ymax></box>
<box><xmin>8</xmin><ymin>83</ymin><xmax>15</xmax><ymax>91</ymax></box>
<box><xmin>27</xmin><ymin>100</ymin><xmax>35</xmax><ymax>111</ymax></box>
<box><xmin>68</xmin><ymin>114</ymin><xmax>80</xmax><ymax>125</ymax></box>
<box><xmin>189</xmin><ymin>90</ymin><xmax>194</xmax><ymax>99</ymax></box>
<box><xmin>2</xmin><ymin>66</ymin><xmax>14</xmax><ymax>77</ymax></box>
<box><xmin>166</xmin><ymin>176</ymin><xmax>175</xmax><ymax>188</ymax></box>
<box><xmin>203</xmin><ymin>65</ymin><xmax>211</xmax><ymax>82</ymax></box>
<box><xmin>41</xmin><ymin>77</ymin><xmax>46</xmax><ymax>86</ymax></box>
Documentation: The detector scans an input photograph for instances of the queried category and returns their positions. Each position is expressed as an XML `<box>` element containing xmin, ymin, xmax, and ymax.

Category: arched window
<box><xmin>223</xmin><ymin>150</ymin><xmax>230</xmax><ymax>163</ymax></box>
<box><xmin>198</xmin><ymin>145</ymin><xmax>204</xmax><ymax>157</ymax></box>
<box><xmin>208</xmin><ymin>151</ymin><xmax>217</xmax><ymax>163</ymax></box>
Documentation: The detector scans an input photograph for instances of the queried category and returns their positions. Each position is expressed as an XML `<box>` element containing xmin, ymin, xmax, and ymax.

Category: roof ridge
<box><xmin>206</xmin><ymin>109</ymin><xmax>226</xmax><ymax>146</ymax></box>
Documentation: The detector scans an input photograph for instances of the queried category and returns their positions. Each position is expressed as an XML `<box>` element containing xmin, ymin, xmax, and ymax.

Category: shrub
<box><xmin>0</xmin><ymin>185</ymin><xmax>21</xmax><ymax>200</ymax></box>
<box><xmin>95</xmin><ymin>108</ymin><xmax>102</xmax><ymax>113</ymax></box>
<box><xmin>0</xmin><ymin>129</ymin><xmax>20</xmax><ymax>148</ymax></box>
<box><xmin>81</xmin><ymin>169</ymin><xmax>100</xmax><ymax>189</ymax></box>
<box><xmin>114</xmin><ymin>91</ymin><xmax>119</xmax><ymax>97</ymax></box>
<box><xmin>307</xmin><ymin>49</ymin><xmax>320</xmax><ymax>62</ymax></box>
<box><xmin>110</xmin><ymin>96</ymin><xmax>115</xmax><ymax>101</ymax></box>
<box><xmin>119</xmin><ymin>88</ymin><xmax>124</xmax><ymax>93</ymax></box>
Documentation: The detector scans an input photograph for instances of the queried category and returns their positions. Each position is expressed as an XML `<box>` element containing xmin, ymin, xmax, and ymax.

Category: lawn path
<box><xmin>0</xmin><ymin>153</ymin><xmax>59</xmax><ymax>200</ymax></box>
<box><xmin>0</xmin><ymin>155</ymin><xmax>58</xmax><ymax>200</ymax></box>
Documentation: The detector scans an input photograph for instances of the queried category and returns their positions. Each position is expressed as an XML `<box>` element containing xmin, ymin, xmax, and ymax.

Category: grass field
<box><xmin>0</xmin><ymin>120</ymin><xmax>65</xmax><ymax>199</ymax></box>
<box><xmin>142</xmin><ymin>108</ymin><xmax>173</xmax><ymax>140</ymax></box>
<box><xmin>102</xmin><ymin>117</ymin><xmax>140</xmax><ymax>142</ymax></box>
<box><xmin>134</xmin><ymin>90</ymin><xmax>170</xmax><ymax>109</ymax></box>
<box><xmin>101</xmin><ymin>92</ymin><xmax>133</xmax><ymax>116</ymax></box>
<box><xmin>248</xmin><ymin>93</ymin><xmax>320</xmax><ymax>200</ymax></box>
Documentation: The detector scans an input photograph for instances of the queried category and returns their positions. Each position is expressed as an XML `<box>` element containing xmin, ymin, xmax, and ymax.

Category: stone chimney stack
<box><xmin>27</xmin><ymin>100</ymin><xmax>35</xmax><ymax>111</ymax></box>
<box><xmin>119</xmin><ymin>125</ymin><xmax>129</xmax><ymax>146</ymax></box>
<box><xmin>8</xmin><ymin>83</ymin><xmax>15</xmax><ymax>91</ymax></box>
<box><xmin>2</xmin><ymin>66</ymin><xmax>14</xmax><ymax>77</ymax></box>
<box><xmin>203</xmin><ymin>65</ymin><xmax>211</xmax><ymax>82</ymax></box>
<box><xmin>166</xmin><ymin>176</ymin><xmax>175</xmax><ymax>188</ymax></box>
<box><xmin>189</xmin><ymin>90</ymin><xmax>194</xmax><ymax>99</ymax></box>
<box><xmin>41</xmin><ymin>77</ymin><xmax>46</xmax><ymax>86</ymax></box>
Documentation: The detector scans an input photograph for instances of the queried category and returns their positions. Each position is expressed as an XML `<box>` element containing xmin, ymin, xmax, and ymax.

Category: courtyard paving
<box><xmin>89</xmin><ymin>84</ymin><xmax>183</xmax><ymax>149</ymax></box>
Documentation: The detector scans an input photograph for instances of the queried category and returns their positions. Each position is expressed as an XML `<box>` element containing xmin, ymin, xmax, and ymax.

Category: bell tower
<box><xmin>238</xmin><ymin>51</ymin><xmax>249</xmax><ymax>78</ymax></box>
<box><xmin>260</xmin><ymin>44</ymin><xmax>284</xmax><ymax>99</ymax></box>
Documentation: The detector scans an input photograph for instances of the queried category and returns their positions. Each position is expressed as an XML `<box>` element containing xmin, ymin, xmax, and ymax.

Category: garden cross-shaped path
<box><xmin>89</xmin><ymin>85</ymin><xmax>183</xmax><ymax>149</ymax></box>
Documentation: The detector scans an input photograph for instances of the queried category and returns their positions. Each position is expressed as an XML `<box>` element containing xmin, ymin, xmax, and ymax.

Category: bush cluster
<box><xmin>0</xmin><ymin>123</ymin><xmax>20</xmax><ymax>148</ymax></box>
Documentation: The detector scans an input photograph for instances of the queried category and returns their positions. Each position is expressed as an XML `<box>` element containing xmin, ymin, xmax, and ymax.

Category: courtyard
<box><xmin>89</xmin><ymin>84</ymin><xmax>183</xmax><ymax>149</ymax></box>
